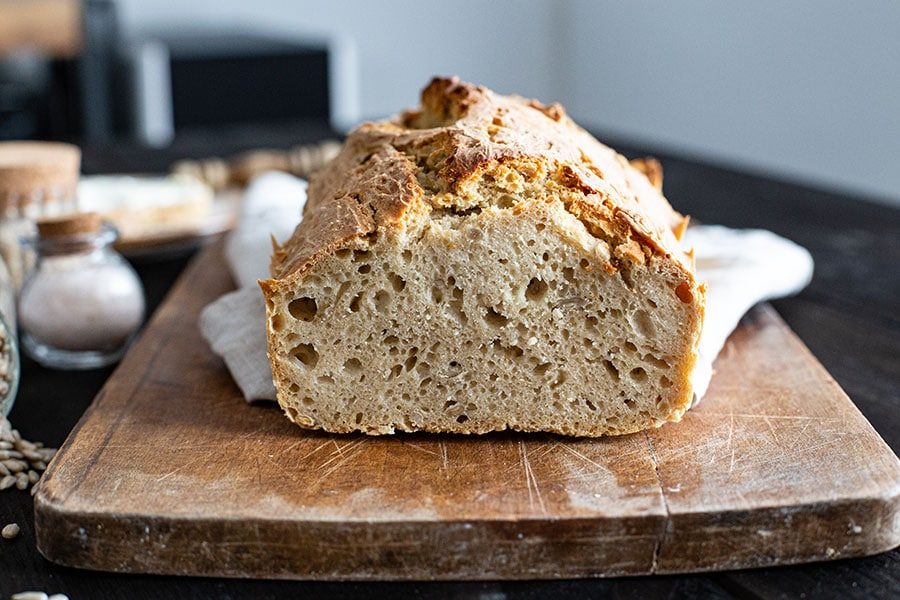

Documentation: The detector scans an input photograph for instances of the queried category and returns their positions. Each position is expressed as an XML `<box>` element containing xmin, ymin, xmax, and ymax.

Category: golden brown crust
<box><xmin>265</xmin><ymin>76</ymin><xmax>695</xmax><ymax>291</ymax></box>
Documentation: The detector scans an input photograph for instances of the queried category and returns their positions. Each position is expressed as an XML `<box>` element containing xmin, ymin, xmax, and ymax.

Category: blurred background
<box><xmin>1</xmin><ymin>0</ymin><xmax>898</xmax><ymax>204</ymax></box>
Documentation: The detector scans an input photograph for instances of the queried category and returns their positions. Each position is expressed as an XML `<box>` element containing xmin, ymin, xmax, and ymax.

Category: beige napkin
<box><xmin>200</xmin><ymin>173</ymin><xmax>814</xmax><ymax>404</ymax></box>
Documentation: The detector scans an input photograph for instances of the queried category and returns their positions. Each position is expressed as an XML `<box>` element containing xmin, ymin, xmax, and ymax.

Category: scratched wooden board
<box><xmin>34</xmin><ymin>243</ymin><xmax>900</xmax><ymax>580</ymax></box>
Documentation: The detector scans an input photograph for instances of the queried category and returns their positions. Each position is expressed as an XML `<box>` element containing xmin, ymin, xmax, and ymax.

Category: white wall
<box><xmin>114</xmin><ymin>0</ymin><xmax>900</xmax><ymax>205</ymax></box>
<box><xmin>561</xmin><ymin>1</ymin><xmax>900</xmax><ymax>204</ymax></box>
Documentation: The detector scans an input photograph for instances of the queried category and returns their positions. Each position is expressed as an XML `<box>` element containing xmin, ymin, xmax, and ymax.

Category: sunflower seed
<box><xmin>4</xmin><ymin>458</ymin><xmax>27</xmax><ymax>472</ymax></box>
<box><xmin>23</xmin><ymin>449</ymin><xmax>43</xmax><ymax>461</ymax></box>
<box><xmin>0</xmin><ymin>462</ymin><xmax>8</xmax><ymax>476</ymax></box>
<box><xmin>11</xmin><ymin>592</ymin><xmax>48</xmax><ymax>600</ymax></box>
<box><xmin>49</xmin><ymin>595</ymin><xmax>70</xmax><ymax>600</ymax></box>
<box><xmin>0</xmin><ymin>475</ymin><xmax>15</xmax><ymax>490</ymax></box>
<box><xmin>0</xmin><ymin>440</ymin><xmax>11</xmax><ymax>449</ymax></box>
<box><xmin>2</xmin><ymin>522</ymin><xmax>20</xmax><ymax>539</ymax></box>
<box><xmin>27</xmin><ymin>469</ymin><xmax>40</xmax><ymax>484</ymax></box>
<box><xmin>15</xmin><ymin>472</ymin><xmax>28</xmax><ymax>489</ymax></box>
<box><xmin>32</xmin><ymin>460</ymin><xmax>47</xmax><ymax>471</ymax></box>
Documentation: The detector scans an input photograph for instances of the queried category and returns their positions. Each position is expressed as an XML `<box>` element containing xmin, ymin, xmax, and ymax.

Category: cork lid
<box><xmin>0</xmin><ymin>142</ymin><xmax>81</xmax><ymax>215</ymax></box>
<box><xmin>36</xmin><ymin>212</ymin><xmax>101</xmax><ymax>239</ymax></box>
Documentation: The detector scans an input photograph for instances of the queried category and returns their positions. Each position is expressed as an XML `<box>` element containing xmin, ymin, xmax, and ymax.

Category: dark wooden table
<box><xmin>2</xmin><ymin>125</ymin><xmax>898</xmax><ymax>598</ymax></box>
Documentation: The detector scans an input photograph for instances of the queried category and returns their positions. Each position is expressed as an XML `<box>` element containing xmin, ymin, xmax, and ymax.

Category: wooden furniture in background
<box><xmin>0</xmin><ymin>0</ymin><xmax>82</xmax><ymax>59</ymax></box>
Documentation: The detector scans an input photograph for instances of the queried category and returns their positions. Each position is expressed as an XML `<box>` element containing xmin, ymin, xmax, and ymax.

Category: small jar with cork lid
<box><xmin>18</xmin><ymin>213</ymin><xmax>145</xmax><ymax>369</ymax></box>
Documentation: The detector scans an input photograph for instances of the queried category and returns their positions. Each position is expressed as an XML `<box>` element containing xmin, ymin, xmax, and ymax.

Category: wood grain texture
<box><xmin>33</xmin><ymin>242</ymin><xmax>900</xmax><ymax>580</ymax></box>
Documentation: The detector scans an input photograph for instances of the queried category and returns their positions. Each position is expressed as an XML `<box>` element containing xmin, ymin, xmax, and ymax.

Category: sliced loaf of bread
<box><xmin>260</xmin><ymin>77</ymin><xmax>705</xmax><ymax>436</ymax></box>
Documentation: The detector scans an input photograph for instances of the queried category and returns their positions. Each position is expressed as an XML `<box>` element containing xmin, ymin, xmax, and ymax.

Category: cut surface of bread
<box><xmin>260</xmin><ymin>77</ymin><xmax>705</xmax><ymax>437</ymax></box>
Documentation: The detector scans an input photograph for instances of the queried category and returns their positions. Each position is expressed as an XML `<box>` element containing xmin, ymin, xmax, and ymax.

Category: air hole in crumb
<box><xmin>444</xmin><ymin>400</ymin><xmax>458</xmax><ymax>410</ymax></box>
<box><xmin>288</xmin><ymin>383</ymin><xmax>300</xmax><ymax>393</ymax></box>
<box><xmin>389</xmin><ymin>273</ymin><xmax>406</xmax><ymax>292</ymax></box>
<box><xmin>536</xmin><ymin>222</ymin><xmax>546</xmax><ymax>232</ymax></box>
<box><xmin>624</xmin><ymin>398</ymin><xmax>636</xmax><ymax>409</ymax></box>
<box><xmin>563</xmin><ymin>266</ymin><xmax>575</xmax><ymax>282</ymax></box>
<box><xmin>431</xmin><ymin>287</ymin><xmax>444</xmax><ymax>303</ymax></box>
<box><xmin>526</xmin><ymin>239</ymin><xmax>535</xmax><ymax>247</ymax></box>
<box><xmin>355</xmin><ymin>412</ymin><xmax>363</xmax><ymax>424</ymax></box>
<box><xmin>288</xmin><ymin>297</ymin><xmax>318</xmax><ymax>321</ymax></box>
<box><xmin>456</xmin><ymin>414</ymin><xmax>469</xmax><ymax>424</ymax></box>
<box><xmin>579</xmin><ymin>258</ymin><xmax>590</xmax><ymax>269</ymax></box>
<box><xmin>374</xmin><ymin>290</ymin><xmax>391</xmax><ymax>313</ymax></box>
<box><xmin>358</xmin><ymin>264</ymin><xmax>372</xmax><ymax>274</ymax></box>
<box><xmin>335</xmin><ymin>248</ymin><xmax>352</xmax><ymax>259</ymax></box>
<box><xmin>301</xmin><ymin>396</ymin><xmax>314</xmax><ymax>406</ymax></box>
<box><xmin>405</xmin><ymin>355</ymin><xmax>418</xmax><ymax>371</ymax></box>
<box><xmin>585</xmin><ymin>399</ymin><xmax>597</xmax><ymax>411</ymax></box>
<box><xmin>542</xmin><ymin>251</ymin><xmax>550</xmax><ymax>262</ymax></box>
<box><xmin>291</xmin><ymin>343</ymin><xmax>319</xmax><ymax>368</ymax></box>
<box><xmin>497</xmin><ymin>194</ymin><xmax>516</xmax><ymax>209</ymax></box>
<box><xmin>317</xmin><ymin>375</ymin><xmax>334</xmax><ymax>385</ymax></box>
<box><xmin>484</xmin><ymin>307</ymin><xmax>508</xmax><ymax>327</ymax></box>
<box><xmin>352</xmin><ymin>250</ymin><xmax>370</xmax><ymax>263</ymax></box>
<box><xmin>675</xmin><ymin>282</ymin><xmax>694</xmax><ymax>303</ymax></box>
<box><xmin>270</xmin><ymin>313</ymin><xmax>285</xmax><ymax>331</ymax></box>
<box><xmin>660</xmin><ymin>375</ymin><xmax>673</xmax><ymax>388</ymax></box>
<box><xmin>534</xmin><ymin>362</ymin><xmax>552</xmax><ymax>376</ymax></box>
<box><xmin>349</xmin><ymin>293</ymin><xmax>362</xmax><ymax>312</ymax></box>
<box><xmin>402</xmin><ymin>249</ymin><xmax>413</xmax><ymax>263</ymax></box>
<box><xmin>344</xmin><ymin>358</ymin><xmax>362</xmax><ymax>374</ymax></box>
<box><xmin>390</xmin><ymin>364</ymin><xmax>403</xmax><ymax>378</ymax></box>
<box><xmin>629</xmin><ymin>367</ymin><xmax>648</xmax><ymax>382</ymax></box>
<box><xmin>552</xmin><ymin>371</ymin><xmax>568</xmax><ymax>388</ymax></box>
<box><xmin>624</xmin><ymin>341</ymin><xmax>638</xmax><ymax>354</ymax></box>
<box><xmin>644</xmin><ymin>354</ymin><xmax>671</xmax><ymax>370</ymax></box>
<box><xmin>603</xmin><ymin>360</ymin><xmax>620</xmax><ymax>381</ymax></box>
<box><xmin>384</xmin><ymin>335</ymin><xmax>399</xmax><ymax>345</ymax></box>
<box><xmin>631</xmin><ymin>309</ymin><xmax>655</xmax><ymax>338</ymax></box>
<box><xmin>420</xmin><ymin>377</ymin><xmax>433</xmax><ymax>389</ymax></box>
<box><xmin>525</xmin><ymin>277</ymin><xmax>548</xmax><ymax>301</ymax></box>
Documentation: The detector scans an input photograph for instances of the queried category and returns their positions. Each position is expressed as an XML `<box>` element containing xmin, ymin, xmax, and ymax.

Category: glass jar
<box><xmin>0</xmin><ymin>312</ymin><xmax>19</xmax><ymax>417</ymax></box>
<box><xmin>18</xmin><ymin>213</ymin><xmax>145</xmax><ymax>370</ymax></box>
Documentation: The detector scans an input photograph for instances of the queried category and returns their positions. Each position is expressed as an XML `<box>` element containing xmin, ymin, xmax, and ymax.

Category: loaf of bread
<box><xmin>260</xmin><ymin>77</ymin><xmax>705</xmax><ymax>437</ymax></box>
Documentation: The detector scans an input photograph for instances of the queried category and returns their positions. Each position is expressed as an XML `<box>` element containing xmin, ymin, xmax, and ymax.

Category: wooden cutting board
<box><xmin>34</xmin><ymin>242</ymin><xmax>900</xmax><ymax>580</ymax></box>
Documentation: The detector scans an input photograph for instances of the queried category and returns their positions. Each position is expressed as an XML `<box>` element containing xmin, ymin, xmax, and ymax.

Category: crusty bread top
<box><xmin>268</xmin><ymin>77</ymin><xmax>691</xmax><ymax>284</ymax></box>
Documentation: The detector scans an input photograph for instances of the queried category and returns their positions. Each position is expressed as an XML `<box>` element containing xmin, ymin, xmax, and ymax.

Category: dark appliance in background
<box><xmin>119</xmin><ymin>33</ymin><xmax>336</xmax><ymax>147</ymax></box>
<box><xmin>0</xmin><ymin>0</ymin><xmax>355</xmax><ymax>147</ymax></box>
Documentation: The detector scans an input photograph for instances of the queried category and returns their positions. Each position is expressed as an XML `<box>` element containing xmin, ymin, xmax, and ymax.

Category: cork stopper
<box><xmin>36</xmin><ymin>213</ymin><xmax>101</xmax><ymax>239</ymax></box>
<box><xmin>0</xmin><ymin>141</ymin><xmax>81</xmax><ymax>217</ymax></box>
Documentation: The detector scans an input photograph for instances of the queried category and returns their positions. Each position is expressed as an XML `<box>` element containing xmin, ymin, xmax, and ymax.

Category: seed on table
<box><xmin>23</xmin><ymin>449</ymin><xmax>44</xmax><ymax>461</ymax></box>
<box><xmin>2</xmin><ymin>522</ymin><xmax>20</xmax><ymax>539</ymax></box>
<box><xmin>11</xmin><ymin>592</ymin><xmax>49</xmax><ymax>600</ymax></box>
<box><xmin>32</xmin><ymin>460</ymin><xmax>47</xmax><ymax>471</ymax></box>
<box><xmin>0</xmin><ymin>462</ymin><xmax>8</xmax><ymax>476</ymax></box>
<box><xmin>4</xmin><ymin>458</ymin><xmax>27</xmax><ymax>472</ymax></box>
<box><xmin>15</xmin><ymin>472</ymin><xmax>28</xmax><ymax>489</ymax></box>
<box><xmin>27</xmin><ymin>470</ymin><xmax>40</xmax><ymax>484</ymax></box>
<box><xmin>0</xmin><ymin>440</ymin><xmax>11</xmax><ymax>449</ymax></box>
<box><xmin>49</xmin><ymin>594</ymin><xmax>70</xmax><ymax>600</ymax></box>
<box><xmin>0</xmin><ymin>474</ymin><xmax>15</xmax><ymax>489</ymax></box>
